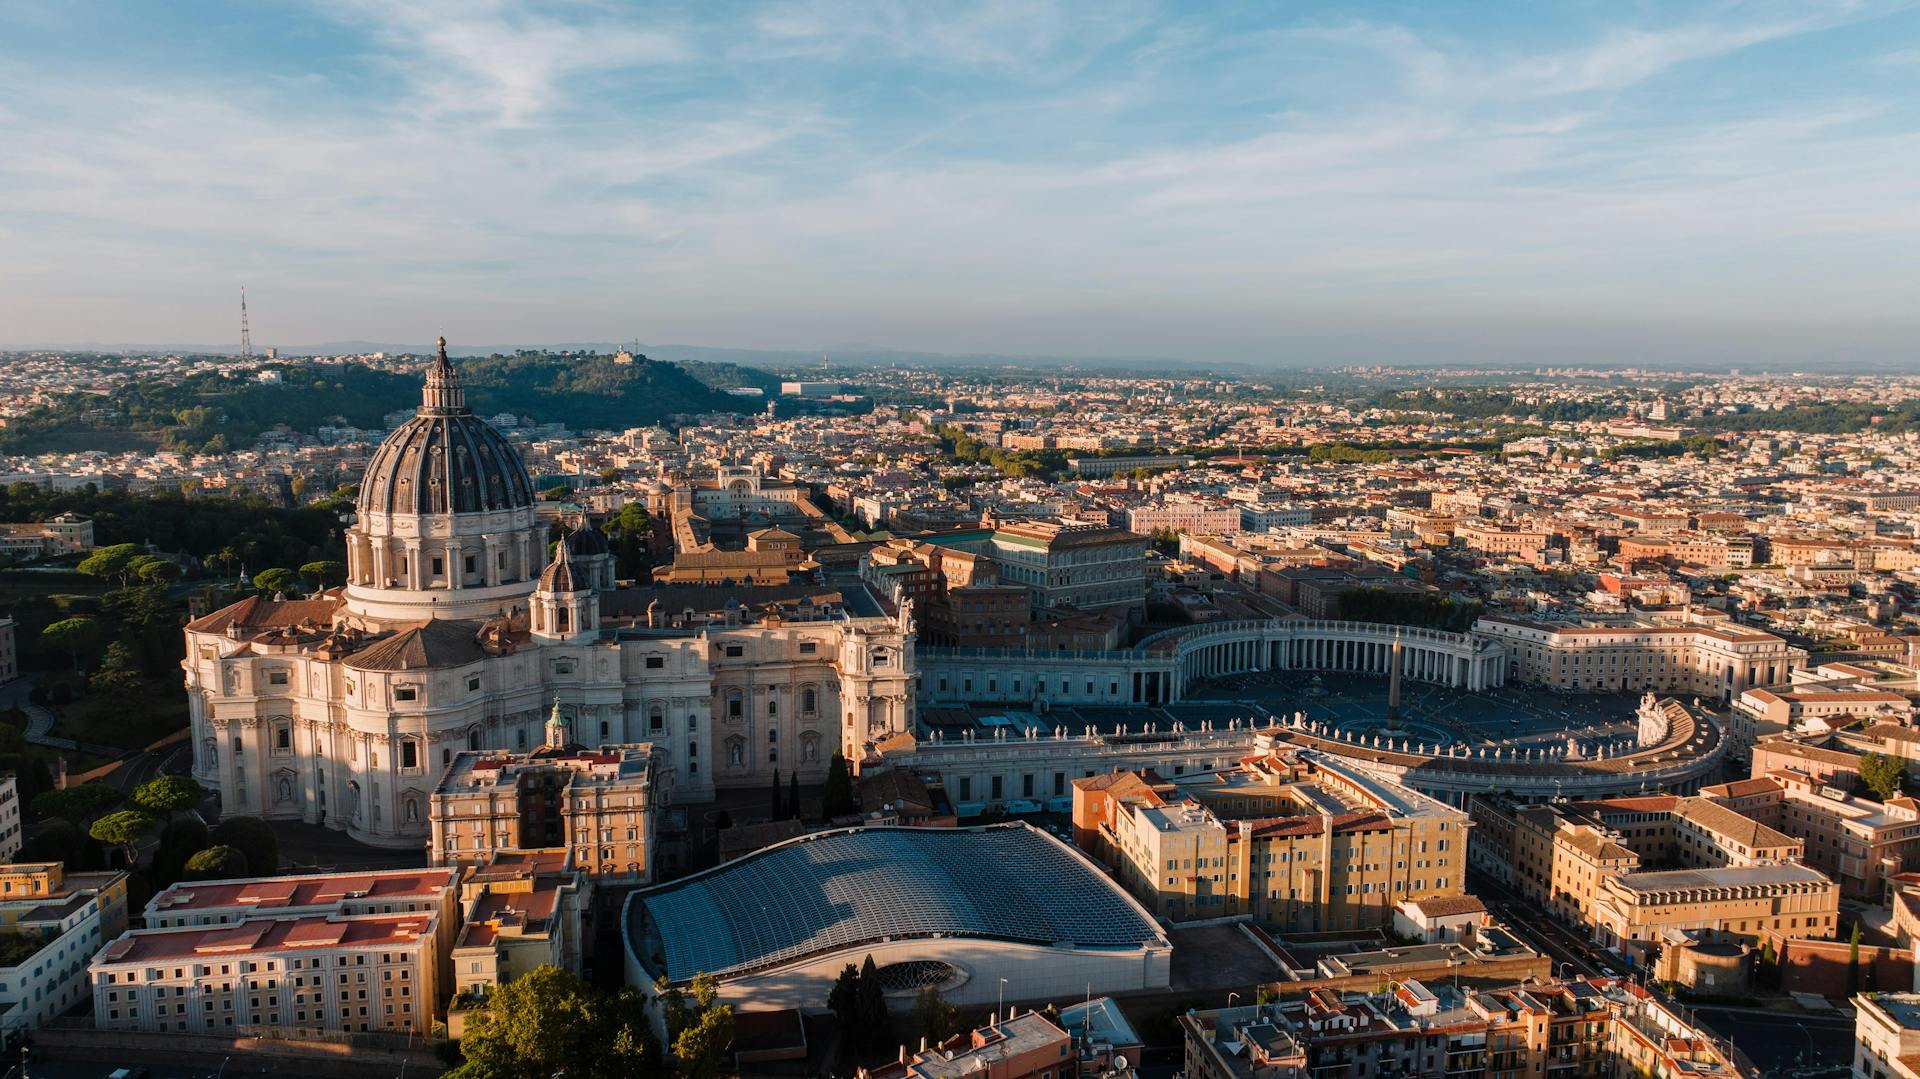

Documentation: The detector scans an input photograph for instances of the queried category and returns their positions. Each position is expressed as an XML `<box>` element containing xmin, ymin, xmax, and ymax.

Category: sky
<box><xmin>2</xmin><ymin>0</ymin><xmax>1919</xmax><ymax>368</ymax></box>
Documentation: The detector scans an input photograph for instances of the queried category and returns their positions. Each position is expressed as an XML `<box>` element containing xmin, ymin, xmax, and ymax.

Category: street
<box><xmin>1470</xmin><ymin>868</ymin><xmax>1855</xmax><ymax>1076</ymax></box>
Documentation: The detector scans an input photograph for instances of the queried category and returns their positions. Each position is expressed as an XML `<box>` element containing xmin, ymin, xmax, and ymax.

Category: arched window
<box><xmin>725</xmin><ymin>689</ymin><xmax>743</xmax><ymax>720</ymax></box>
<box><xmin>649</xmin><ymin>704</ymin><xmax>665</xmax><ymax>732</ymax></box>
<box><xmin>801</xmin><ymin>686</ymin><xmax>818</xmax><ymax>714</ymax></box>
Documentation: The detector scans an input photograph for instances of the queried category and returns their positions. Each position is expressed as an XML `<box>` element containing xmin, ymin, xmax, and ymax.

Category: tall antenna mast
<box><xmin>239</xmin><ymin>286</ymin><xmax>253</xmax><ymax>361</ymax></box>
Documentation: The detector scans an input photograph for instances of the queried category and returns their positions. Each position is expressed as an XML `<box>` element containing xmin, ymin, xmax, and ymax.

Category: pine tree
<box><xmin>788</xmin><ymin>769</ymin><xmax>802</xmax><ymax>820</ymax></box>
<box><xmin>858</xmin><ymin>954</ymin><xmax>895</xmax><ymax>1054</ymax></box>
<box><xmin>822</xmin><ymin>751</ymin><xmax>857</xmax><ymax>820</ymax></box>
<box><xmin>770</xmin><ymin>768</ymin><xmax>782</xmax><ymax>820</ymax></box>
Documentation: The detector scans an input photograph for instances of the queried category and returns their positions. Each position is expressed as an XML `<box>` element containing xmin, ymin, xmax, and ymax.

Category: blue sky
<box><xmin>2</xmin><ymin>1</ymin><xmax>1919</xmax><ymax>366</ymax></box>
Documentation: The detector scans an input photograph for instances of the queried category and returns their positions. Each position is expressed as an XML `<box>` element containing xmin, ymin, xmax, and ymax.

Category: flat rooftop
<box><xmin>97</xmin><ymin>913</ymin><xmax>439</xmax><ymax>964</ymax></box>
<box><xmin>1613</xmin><ymin>864</ymin><xmax>1831</xmax><ymax>894</ymax></box>
<box><xmin>147</xmin><ymin>868</ymin><xmax>456</xmax><ymax>916</ymax></box>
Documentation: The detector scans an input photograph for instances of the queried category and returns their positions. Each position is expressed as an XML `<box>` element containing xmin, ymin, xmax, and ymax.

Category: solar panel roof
<box><xmin>634</xmin><ymin>825</ymin><xmax>1162</xmax><ymax>982</ymax></box>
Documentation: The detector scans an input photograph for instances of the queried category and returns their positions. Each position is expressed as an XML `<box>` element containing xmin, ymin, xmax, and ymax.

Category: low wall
<box><xmin>1768</xmin><ymin>931</ymin><xmax>1915</xmax><ymax>998</ymax></box>
<box><xmin>33</xmin><ymin>1025</ymin><xmax>444</xmax><ymax>1076</ymax></box>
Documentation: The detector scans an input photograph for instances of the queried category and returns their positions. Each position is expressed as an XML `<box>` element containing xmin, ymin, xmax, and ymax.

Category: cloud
<box><xmin>325</xmin><ymin>0</ymin><xmax>692</xmax><ymax>125</ymax></box>
<box><xmin>1</xmin><ymin>1</ymin><xmax>1917</xmax><ymax>359</ymax></box>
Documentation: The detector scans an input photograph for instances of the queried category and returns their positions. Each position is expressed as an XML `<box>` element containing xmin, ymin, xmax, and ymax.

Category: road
<box><xmin>1470</xmin><ymin>868</ymin><xmax>1853</xmax><ymax>1077</ymax></box>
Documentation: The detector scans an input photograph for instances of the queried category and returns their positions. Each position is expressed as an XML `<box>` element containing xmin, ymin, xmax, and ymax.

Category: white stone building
<box><xmin>183</xmin><ymin>341</ymin><xmax>916</xmax><ymax>848</ymax></box>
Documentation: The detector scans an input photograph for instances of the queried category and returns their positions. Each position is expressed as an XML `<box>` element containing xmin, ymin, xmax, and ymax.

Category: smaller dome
<box><xmin>538</xmin><ymin>541</ymin><xmax>582</xmax><ymax>594</ymax></box>
<box><xmin>566</xmin><ymin>525</ymin><xmax>610</xmax><ymax>557</ymax></box>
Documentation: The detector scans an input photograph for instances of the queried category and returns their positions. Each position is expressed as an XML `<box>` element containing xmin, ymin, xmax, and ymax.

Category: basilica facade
<box><xmin>184</xmin><ymin>342</ymin><xmax>916</xmax><ymax>847</ymax></box>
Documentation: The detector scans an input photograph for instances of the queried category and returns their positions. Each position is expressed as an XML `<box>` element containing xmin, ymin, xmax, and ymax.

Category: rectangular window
<box><xmin>799</xmin><ymin>642</ymin><xmax>817</xmax><ymax>654</ymax></box>
<box><xmin>645</xmin><ymin>656</ymin><xmax>664</xmax><ymax>669</ymax></box>
<box><xmin>431</xmin><ymin>557</ymin><xmax>444</xmax><ymax>576</ymax></box>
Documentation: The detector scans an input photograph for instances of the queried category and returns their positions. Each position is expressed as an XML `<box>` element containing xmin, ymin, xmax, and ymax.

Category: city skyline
<box><xmin>5</xmin><ymin>1</ymin><xmax>1920</xmax><ymax>367</ymax></box>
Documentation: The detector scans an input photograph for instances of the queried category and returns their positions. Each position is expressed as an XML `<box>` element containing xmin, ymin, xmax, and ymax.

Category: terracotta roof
<box><xmin>185</xmin><ymin>593</ymin><xmax>343</xmax><ymax>635</ymax></box>
<box><xmin>344</xmin><ymin>619</ymin><xmax>491</xmax><ymax>671</ymax></box>
<box><xmin>1672</xmin><ymin>797</ymin><xmax>1797</xmax><ymax>851</ymax></box>
<box><xmin>1702</xmin><ymin>776</ymin><xmax>1782</xmax><ymax>798</ymax></box>
<box><xmin>1405</xmin><ymin>895</ymin><xmax>1487</xmax><ymax>918</ymax></box>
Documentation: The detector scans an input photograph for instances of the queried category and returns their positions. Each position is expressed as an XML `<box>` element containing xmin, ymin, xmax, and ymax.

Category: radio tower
<box><xmin>239</xmin><ymin>286</ymin><xmax>253</xmax><ymax>361</ymax></box>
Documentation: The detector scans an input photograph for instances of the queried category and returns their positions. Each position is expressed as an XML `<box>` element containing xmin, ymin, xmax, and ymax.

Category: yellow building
<box><xmin>446</xmin><ymin>849</ymin><xmax>588</xmax><ymax>1037</ymax></box>
<box><xmin>1592</xmin><ymin>864</ymin><xmax>1837</xmax><ymax>953</ymax></box>
<box><xmin>1076</xmin><ymin>751</ymin><xmax>1469</xmax><ymax>931</ymax></box>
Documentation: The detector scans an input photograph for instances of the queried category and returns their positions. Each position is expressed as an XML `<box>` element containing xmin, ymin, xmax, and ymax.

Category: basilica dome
<box><xmin>357</xmin><ymin>339</ymin><xmax>534</xmax><ymax>518</ymax></box>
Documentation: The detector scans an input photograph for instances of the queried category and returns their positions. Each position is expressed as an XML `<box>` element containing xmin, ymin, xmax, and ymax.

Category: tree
<box><xmin>857</xmin><ymin>954</ymin><xmax>895</xmax><ymax>1054</ymax></box>
<box><xmin>132</xmin><ymin>555</ymin><xmax>182</xmax><ymax>585</ymax></box>
<box><xmin>827</xmin><ymin>963</ymin><xmax>861</xmax><ymax>1031</ymax></box>
<box><xmin>1847</xmin><ymin>921</ymin><xmax>1864</xmax><ymax>996</ymax></box>
<box><xmin>77</xmin><ymin>543</ymin><xmax>143</xmax><ymax>584</ymax></box>
<box><xmin>770</xmin><ymin>768</ymin><xmax>783</xmax><ymax>820</ymax></box>
<box><xmin>131</xmin><ymin>775</ymin><xmax>205</xmax><ymax>818</ymax></box>
<box><xmin>675</xmin><ymin>971</ymin><xmax>733</xmax><ymax>1075</ymax></box>
<box><xmin>299</xmin><ymin>560</ymin><xmax>346</xmax><ymax>590</ymax></box>
<box><xmin>151</xmin><ymin>814</ymin><xmax>212</xmax><ymax>888</ymax></box>
<box><xmin>211</xmin><ymin>815</ymin><xmax>279</xmax><ymax>874</ymax></box>
<box><xmin>788</xmin><ymin>769</ymin><xmax>802</xmax><ymax>821</ymax></box>
<box><xmin>89</xmin><ymin>641</ymin><xmax>145</xmax><ymax>702</ymax></box>
<box><xmin>41</xmin><ymin>615</ymin><xmax>105</xmax><ymax>671</ymax></box>
<box><xmin>252</xmin><ymin>567</ymin><xmax>301</xmax><ymax>596</ymax></box>
<box><xmin>182</xmin><ymin>844</ymin><xmax>250</xmax><ymax>880</ymax></box>
<box><xmin>90</xmin><ymin>808</ymin><xmax>157</xmax><ymax>868</ymax></box>
<box><xmin>449</xmin><ymin>964</ymin><xmax>660</xmax><ymax>1079</ymax></box>
<box><xmin>822</xmin><ymin>751</ymin><xmax>857</xmax><ymax>819</ymax></box>
<box><xmin>911</xmin><ymin>987</ymin><xmax>965</xmax><ymax>1045</ymax></box>
<box><xmin>32</xmin><ymin>781</ymin><xmax>123</xmax><ymax>822</ymax></box>
<box><xmin>1860</xmin><ymin>752</ymin><xmax>1907</xmax><ymax>801</ymax></box>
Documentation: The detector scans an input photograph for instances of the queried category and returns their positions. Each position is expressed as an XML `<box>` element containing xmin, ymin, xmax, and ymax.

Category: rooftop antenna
<box><xmin>239</xmin><ymin>286</ymin><xmax>253</xmax><ymax>361</ymax></box>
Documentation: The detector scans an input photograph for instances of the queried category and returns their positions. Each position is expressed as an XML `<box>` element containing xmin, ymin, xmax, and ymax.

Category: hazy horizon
<box><xmin>5</xmin><ymin>1</ymin><xmax>1920</xmax><ymax>368</ymax></box>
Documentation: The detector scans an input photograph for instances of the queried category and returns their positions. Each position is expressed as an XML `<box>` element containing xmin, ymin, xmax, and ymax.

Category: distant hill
<box><xmin>0</xmin><ymin>352</ymin><xmax>757</xmax><ymax>454</ymax></box>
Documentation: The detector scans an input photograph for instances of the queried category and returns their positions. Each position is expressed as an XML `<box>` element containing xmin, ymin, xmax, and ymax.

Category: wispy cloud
<box><xmin>0</xmin><ymin>0</ymin><xmax>1917</xmax><ymax>362</ymax></box>
<box><xmin>328</xmin><ymin>0</ymin><xmax>692</xmax><ymax>125</ymax></box>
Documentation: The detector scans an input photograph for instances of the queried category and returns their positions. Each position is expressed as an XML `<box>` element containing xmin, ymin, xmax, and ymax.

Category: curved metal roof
<box><xmin>630</xmin><ymin>824</ymin><xmax>1164</xmax><ymax>982</ymax></box>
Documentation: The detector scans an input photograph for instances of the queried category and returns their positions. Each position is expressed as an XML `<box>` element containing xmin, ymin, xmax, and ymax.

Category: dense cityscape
<box><xmin>0</xmin><ymin>338</ymin><xmax>1917</xmax><ymax>1078</ymax></box>
<box><xmin>10</xmin><ymin>2</ymin><xmax>1920</xmax><ymax>1077</ymax></box>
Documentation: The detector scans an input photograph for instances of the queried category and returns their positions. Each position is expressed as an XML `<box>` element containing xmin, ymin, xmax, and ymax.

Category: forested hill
<box><xmin>0</xmin><ymin>352</ymin><xmax>757</xmax><ymax>453</ymax></box>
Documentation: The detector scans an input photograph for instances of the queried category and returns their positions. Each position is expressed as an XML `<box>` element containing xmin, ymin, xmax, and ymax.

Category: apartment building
<box><xmin>429</xmin><ymin>737</ymin><xmax>661</xmax><ymax>880</ymax></box>
<box><xmin>1455</xmin><ymin>522</ymin><xmax>1551</xmax><ymax>560</ymax></box>
<box><xmin>863</xmin><ymin>1009</ymin><xmax>1074</xmax><ymax>1079</ymax></box>
<box><xmin>0</xmin><ymin>862</ymin><xmax>129</xmax><ymax>1042</ymax></box>
<box><xmin>1474</xmin><ymin>615</ymin><xmax>1806</xmax><ymax>700</ymax></box>
<box><xmin>1182</xmin><ymin>979</ymin><xmax>1736</xmax><ymax>1079</ymax></box>
<box><xmin>143</xmin><ymin>867</ymin><xmax>460</xmax><ymax>931</ymax></box>
<box><xmin>1703</xmin><ymin>769</ymin><xmax>1920</xmax><ymax>899</ymax></box>
<box><xmin>987</xmin><ymin>521</ymin><xmax>1149</xmax><ymax>614</ymax></box>
<box><xmin>1469</xmin><ymin>794</ymin><xmax>1809</xmax><ymax>942</ymax></box>
<box><xmin>91</xmin><ymin>911</ymin><xmax>443</xmax><ymax>1035</ymax></box>
<box><xmin>0</xmin><ymin>775</ymin><xmax>18</xmax><ymax>862</ymax></box>
<box><xmin>447</xmin><ymin>849</ymin><xmax>588</xmax><ymax>1037</ymax></box>
<box><xmin>1854</xmin><ymin>992</ymin><xmax>1920</xmax><ymax>1079</ymax></box>
<box><xmin>1591</xmin><ymin>864</ymin><xmax>1837</xmax><ymax>952</ymax></box>
<box><xmin>1075</xmin><ymin>752</ymin><xmax>1470</xmax><ymax>932</ymax></box>
<box><xmin>0</xmin><ymin>616</ymin><xmax>16</xmax><ymax>685</ymax></box>
<box><xmin>1125</xmin><ymin>501</ymin><xmax>1243</xmax><ymax>536</ymax></box>
<box><xmin>1616</xmin><ymin>533</ymin><xmax>1753</xmax><ymax>570</ymax></box>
